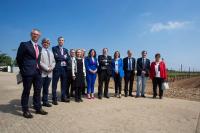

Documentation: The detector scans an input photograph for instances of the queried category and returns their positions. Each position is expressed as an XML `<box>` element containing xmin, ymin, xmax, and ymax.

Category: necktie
<box><xmin>128</xmin><ymin>58</ymin><xmax>132</xmax><ymax>70</ymax></box>
<box><xmin>34</xmin><ymin>44</ymin><xmax>39</xmax><ymax>59</ymax></box>
<box><xmin>46</xmin><ymin>49</ymin><xmax>50</xmax><ymax>65</ymax></box>
<box><xmin>60</xmin><ymin>48</ymin><xmax>63</xmax><ymax>55</ymax></box>
<box><xmin>34</xmin><ymin>44</ymin><xmax>39</xmax><ymax>68</ymax></box>
<box><xmin>142</xmin><ymin>58</ymin><xmax>145</xmax><ymax>69</ymax></box>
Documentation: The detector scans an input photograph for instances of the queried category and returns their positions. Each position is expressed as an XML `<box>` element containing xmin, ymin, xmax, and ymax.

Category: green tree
<box><xmin>0</xmin><ymin>53</ymin><xmax>12</xmax><ymax>66</ymax></box>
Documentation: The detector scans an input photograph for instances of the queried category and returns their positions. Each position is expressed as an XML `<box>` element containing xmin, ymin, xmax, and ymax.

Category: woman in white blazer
<box><xmin>40</xmin><ymin>38</ymin><xmax>55</xmax><ymax>107</ymax></box>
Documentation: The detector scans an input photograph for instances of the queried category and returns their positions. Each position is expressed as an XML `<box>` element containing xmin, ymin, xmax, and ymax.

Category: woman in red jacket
<box><xmin>150</xmin><ymin>53</ymin><xmax>167</xmax><ymax>99</ymax></box>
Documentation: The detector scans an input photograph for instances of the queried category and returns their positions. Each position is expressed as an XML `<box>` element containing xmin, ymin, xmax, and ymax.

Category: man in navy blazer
<box><xmin>123</xmin><ymin>50</ymin><xmax>136</xmax><ymax>97</ymax></box>
<box><xmin>52</xmin><ymin>36</ymin><xmax>69</xmax><ymax>105</ymax></box>
<box><xmin>136</xmin><ymin>50</ymin><xmax>150</xmax><ymax>98</ymax></box>
<box><xmin>97</xmin><ymin>48</ymin><xmax>112</xmax><ymax>99</ymax></box>
<box><xmin>16</xmin><ymin>29</ymin><xmax>48</xmax><ymax>118</ymax></box>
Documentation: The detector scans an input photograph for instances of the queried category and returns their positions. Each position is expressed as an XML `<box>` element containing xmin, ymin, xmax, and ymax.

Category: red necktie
<box><xmin>35</xmin><ymin>44</ymin><xmax>39</xmax><ymax>59</ymax></box>
<box><xmin>34</xmin><ymin>44</ymin><xmax>39</xmax><ymax>68</ymax></box>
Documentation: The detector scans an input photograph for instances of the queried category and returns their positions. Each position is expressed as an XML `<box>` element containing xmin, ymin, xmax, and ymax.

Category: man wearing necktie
<box><xmin>16</xmin><ymin>29</ymin><xmax>48</xmax><ymax>118</ymax></box>
<box><xmin>123</xmin><ymin>50</ymin><xmax>136</xmax><ymax>97</ymax></box>
<box><xmin>40</xmin><ymin>38</ymin><xmax>55</xmax><ymax>107</ymax></box>
<box><xmin>136</xmin><ymin>50</ymin><xmax>150</xmax><ymax>98</ymax></box>
<box><xmin>52</xmin><ymin>36</ymin><xmax>69</xmax><ymax>105</ymax></box>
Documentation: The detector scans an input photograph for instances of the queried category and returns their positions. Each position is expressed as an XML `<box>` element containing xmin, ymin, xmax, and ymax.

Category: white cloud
<box><xmin>150</xmin><ymin>21</ymin><xmax>190</xmax><ymax>32</ymax></box>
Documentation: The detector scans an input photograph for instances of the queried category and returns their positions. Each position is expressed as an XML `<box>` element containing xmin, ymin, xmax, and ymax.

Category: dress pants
<box><xmin>21</xmin><ymin>70</ymin><xmax>42</xmax><ymax>112</ymax></box>
<box><xmin>42</xmin><ymin>76</ymin><xmax>51</xmax><ymax>104</ymax></box>
<box><xmin>136</xmin><ymin>76</ymin><xmax>147</xmax><ymax>96</ymax></box>
<box><xmin>124</xmin><ymin>71</ymin><xmax>134</xmax><ymax>95</ymax></box>
<box><xmin>98</xmin><ymin>70</ymin><xmax>110</xmax><ymax>97</ymax></box>
<box><xmin>52</xmin><ymin>66</ymin><xmax>67</xmax><ymax>101</ymax></box>
<box><xmin>66</xmin><ymin>70</ymin><xmax>74</xmax><ymax>98</ymax></box>
<box><xmin>152</xmin><ymin>77</ymin><xmax>164</xmax><ymax>97</ymax></box>
<box><xmin>114</xmin><ymin>73</ymin><xmax>122</xmax><ymax>95</ymax></box>
<box><xmin>86</xmin><ymin>73</ymin><xmax>97</xmax><ymax>94</ymax></box>
<box><xmin>75</xmin><ymin>87</ymin><xmax>82</xmax><ymax>100</ymax></box>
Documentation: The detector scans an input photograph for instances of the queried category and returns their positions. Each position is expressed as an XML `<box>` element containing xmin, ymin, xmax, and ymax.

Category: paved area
<box><xmin>0</xmin><ymin>72</ymin><xmax>200</xmax><ymax>133</ymax></box>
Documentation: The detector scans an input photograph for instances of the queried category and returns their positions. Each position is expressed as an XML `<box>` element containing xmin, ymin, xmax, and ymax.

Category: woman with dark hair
<box><xmin>85</xmin><ymin>49</ymin><xmax>98</xmax><ymax>99</ymax></box>
<box><xmin>150</xmin><ymin>53</ymin><xmax>167</xmax><ymax>99</ymax></box>
<box><xmin>111</xmin><ymin>51</ymin><xmax>124</xmax><ymax>98</ymax></box>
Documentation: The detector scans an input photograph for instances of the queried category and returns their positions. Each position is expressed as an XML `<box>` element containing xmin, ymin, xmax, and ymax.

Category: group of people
<box><xmin>16</xmin><ymin>29</ymin><xmax>167</xmax><ymax>119</ymax></box>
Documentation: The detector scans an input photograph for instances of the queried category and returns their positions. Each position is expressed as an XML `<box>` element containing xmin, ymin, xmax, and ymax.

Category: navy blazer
<box><xmin>85</xmin><ymin>57</ymin><xmax>98</xmax><ymax>74</ymax></box>
<box><xmin>123</xmin><ymin>57</ymin><xmax>136</xmax><ymax>73</ymax></box>
<box><xmin>52</xmin><ymin>45</ymin><xmax>69</xmax><ymax>69</ymax></box>
<box><xmin>136</xmin><ymin>58</ymin><xmax>150</xmax><ymax>77</ymax></box>
<box><xmin>16</xmin><ymin>40</ymin><xmax>42</xmax><ymax>77</ymax></box>
<box><xmin>98</xmin><ymin>55</ymin><xmax>112</xmax><ymax>76</ymax></box>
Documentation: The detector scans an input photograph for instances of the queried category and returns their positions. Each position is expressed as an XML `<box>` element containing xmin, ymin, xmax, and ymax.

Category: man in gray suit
<box><xmin>40</xmin><ymin>38</ymin><xmax>55</xmax><ymax>107</ymax></box>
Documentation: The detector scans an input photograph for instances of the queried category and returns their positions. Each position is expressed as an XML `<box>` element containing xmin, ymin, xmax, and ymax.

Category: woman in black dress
<box><xmin>72</xmin><ymin>49</ymin><xmax>86</xmax><ymax>102</ymax></box>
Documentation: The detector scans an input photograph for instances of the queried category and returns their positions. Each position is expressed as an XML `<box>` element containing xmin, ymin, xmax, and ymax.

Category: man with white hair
<box><xmin>16</xmin><ymin>29</ymin><xmax>48</xmax><ymax>118</ymax></box>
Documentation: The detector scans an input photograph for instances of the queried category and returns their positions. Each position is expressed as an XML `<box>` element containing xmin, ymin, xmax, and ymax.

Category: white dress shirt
<box><xmin>155</xmin><ymin>62</ymin><xmax>160</xmax><ymax>78</ymax></box>
<box><xmin>115</xmin><ymin>58</ymin><xmax>119</xmax><ymax>72</ymax></box>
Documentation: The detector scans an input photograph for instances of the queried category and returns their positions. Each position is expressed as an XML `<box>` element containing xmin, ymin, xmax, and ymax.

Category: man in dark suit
<box><xmin>52</xmin><ymin>36</ymin><xmax>69</xmax><ymax>105</ymax></box>
<box><xmin>123</xmin><ymin>50</ymin><xmax>136</xmax><ymax>97</ymax></box>
<box><xmin>66</xmin><ymin>49</ymin><xmax>76</xmax><ymax>98</ymax></box>
<box><xmin>16</xmin><ymin>29</ymin><xmax>48</xmax><ymax>118</ymax></box>
<box><xmin>98</xmin><ymin>48</ymin><xmax>112</xmax><ymax>99</ymax></box>
<box><xmin>136</xmin><ymin>50</ymin><xmax>150</xmax><ymax>98</ymax></box>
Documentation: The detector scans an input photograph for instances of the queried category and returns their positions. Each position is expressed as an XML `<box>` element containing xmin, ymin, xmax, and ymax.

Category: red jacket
<box><xmin>150</xmin><ymin>61</ymin><xmax>167</xmax><ymax>79</ymax></box>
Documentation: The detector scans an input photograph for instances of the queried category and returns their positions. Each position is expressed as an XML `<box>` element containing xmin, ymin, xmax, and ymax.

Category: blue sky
<box><xmin>0</xmin><ymin>0</ymin><xmax>200</xmax><ymax>71</ymax></box>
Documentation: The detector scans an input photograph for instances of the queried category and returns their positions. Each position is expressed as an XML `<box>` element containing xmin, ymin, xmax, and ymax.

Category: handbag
<box><xmin>16</xmin><ymin>72</ymin><xmax>23</xmax><ymax>84</ymax></box>
<box><xmin>162</xmin><ymin>82</ymin><xmax>169</xmax><ymax>90</ymax></box>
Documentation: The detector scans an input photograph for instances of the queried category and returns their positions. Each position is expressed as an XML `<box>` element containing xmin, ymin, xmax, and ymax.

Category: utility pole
<box><xmin>181</xmin><ymin>64</ymin><xmax>183</xmax><ymax>72</ymax></box>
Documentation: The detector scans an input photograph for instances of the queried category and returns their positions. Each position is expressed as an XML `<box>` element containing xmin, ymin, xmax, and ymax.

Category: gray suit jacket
<box><xmin>40</xmin><ymin>48</ymin><xmax>56</xmax><ymax>78</ymax></box>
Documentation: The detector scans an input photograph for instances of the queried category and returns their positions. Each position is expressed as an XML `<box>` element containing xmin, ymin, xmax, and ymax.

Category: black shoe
<box><xmin>125</xmin><ymin>94</ymin><xmax>128</xmax><ymax>97</ymax></box>
<box><xmin>104</xmin><ymin>95</ymin><xmax>110</xmax><ymax>99</ymax></box>
<box><xmin>135</xmin><ymin>95</ymin><xmax>140</xmax><ymax>98</ymax></box>
<box><xmin>23</xmin><ymin>111</ymin><xmax>33</xmax><ymax>119</ymax></box>
<box><xmin>79</xmin><ymin>99</ymin><xmax>83</xmax><ymax>102</ymax></box>
<box><xmin>98</xmin><ymin>96</ymin><xmax>102</xmax><ymax>99</ymax></box>
<box><xmin>159</xmin><ymin>96</ymin><xmax>163</xmax><ymax>99</ymax></box>
<box><xmin>61</xmin><ymin>98</ymin><xmax>70</xmax><ymax>103</ymax></box>
<box><xmin>36</xmin><ymin>109</ymin><xmax>48</xmax><ymax>115</ymax></box>
<box><xmin>52</xmin><ymin>101</ymin><xmax>58</xmax><ymax>105</ymax></box>
<box><xmin>75</xmin><ymin>99</ymin><xmax>80</xmax><ymax>102</ymax></box>
<box><xmin>153</xmin><ymin>96</ymin><xmax>156</xmax><ymax>99</ymax></box>
<box><xmin>141</xmin><ymin>95</ymin><xmax>146</xmax><ymax>98</ymax></box>
<box><xmin>129</xmin><ymin>94</ymin><xmax>134</xmax><ymax>97</ymax></box>
<box><xmin>42</xmin><ymin>103</ymin><xmax>52</xmax><ymax>107</ymax></box>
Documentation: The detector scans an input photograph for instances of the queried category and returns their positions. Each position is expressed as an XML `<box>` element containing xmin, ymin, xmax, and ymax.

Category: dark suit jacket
<box><xmin>16</xmin><ymin>40</ymin><xmax>42</xmax><ymax>77</ymax></box>
<box><xmin>66</xmin><ymin>57</ymin><xmax>73</xmax><ymax>71</ymax></box>
<box><xmin>136</xmin><ymin>58</ymin><xmax>150</xmax><ymax>77</ymax></box>
<box><xmin>123</xmin><ymin>57</ymin><xmax>136</xmax><ymax>74</ymax></box>
<box><xmin>98</xmin><ymin>55</ymin><xmax>112</xmax><ymax>75</ymax></box>
<box><xmin>52</xmin><ymin>46</ymin><xmax>69</xmax><ymax>69</ymax></box>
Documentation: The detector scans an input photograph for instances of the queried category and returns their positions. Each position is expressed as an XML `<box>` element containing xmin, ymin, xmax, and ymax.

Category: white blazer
<box><xmin>72</xmin><ymin>58</ymin><xmax>86</xmax><ymax>77</ymax></box>
<box><xmin>40</xmin><ymin>48</ymin><xmax>56</xmax><ymax>78</ymax></box>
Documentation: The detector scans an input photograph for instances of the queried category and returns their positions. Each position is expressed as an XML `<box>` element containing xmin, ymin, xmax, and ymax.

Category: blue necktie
<box><xmin>128</xmin><ymin>58</ymin><xmax>132</xmax><ymax>70</ymax></box>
